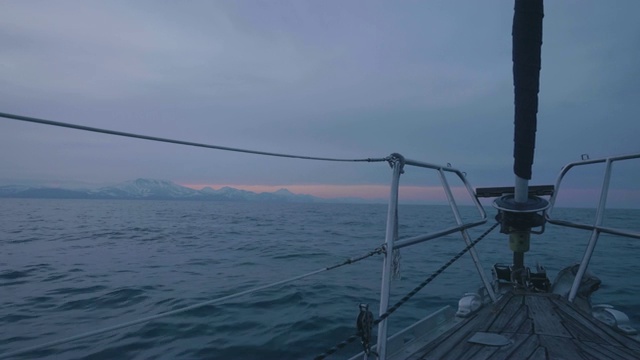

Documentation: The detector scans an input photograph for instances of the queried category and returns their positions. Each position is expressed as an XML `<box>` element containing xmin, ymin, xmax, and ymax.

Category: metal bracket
<box><xmin>494</xmin><ymin>194</ymin><xmax>549</xmax><ymax>235</ymax></box>
<box><xmin>386</xmin><ymin>153</ymin><xmax>405</xmax><ymax>174</ymax></box>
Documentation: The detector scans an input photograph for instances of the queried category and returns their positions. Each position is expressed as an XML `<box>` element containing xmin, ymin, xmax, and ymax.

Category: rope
<box><xmin>0</xmin><ymin>111</ymin><xmax>389</xmax><ymax>163</ymax></box>
<box><xmin>356</xmin><ymin>304</ymin><xmax>375</xmax><ymax>355</ymax></box>
<box><xmin>326</xmin><ymin>247</ymin><xmax>384</xmax><ymax>271</ymax></box>
<box><xmin>0</xmin><ymin>247</ymin><xmax>383</xmax><ymax>359</ymax></box>
<box><xmin>314</xmin><ymin>222</ymin><xmax>499</xmax><ymax>360</ymax></box>
<box><xmin>374</xmin><ymin>222</ymin><xmax>498</xmax><ymax>324</ymax></box>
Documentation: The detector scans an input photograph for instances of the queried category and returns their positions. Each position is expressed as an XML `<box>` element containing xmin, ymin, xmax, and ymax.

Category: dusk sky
<box><xmin>1</xmin><ymin>1</ymin><xmax>639</xmax><ymax>207</ymax></box>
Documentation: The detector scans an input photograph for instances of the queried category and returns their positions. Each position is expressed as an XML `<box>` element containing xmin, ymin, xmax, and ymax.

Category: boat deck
<box><xmin>408</xmin><ymin>291</ymin><xmax>640</xmax><ymax>360</ymax></box>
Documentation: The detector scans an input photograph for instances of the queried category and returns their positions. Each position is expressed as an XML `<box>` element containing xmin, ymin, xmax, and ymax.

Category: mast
<box><xmin>494</xmin><ymin>0</ymin><xmax>548</xmax><ymax>277</ymax></box>
<box><xmin>512</xmin><ymin>0</ymin><xmax>544</xmax><ymax>271</ymax></box>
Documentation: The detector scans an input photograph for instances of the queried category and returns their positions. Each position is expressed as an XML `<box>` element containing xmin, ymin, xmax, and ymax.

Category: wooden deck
<box><xmin>408</xmin><ymin>291</ymin><xmax>640</xmax><ymax>360</ymax></box>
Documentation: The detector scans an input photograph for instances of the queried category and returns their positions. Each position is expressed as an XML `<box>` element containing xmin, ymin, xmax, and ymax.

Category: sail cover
<box><xmin>512</xmin><ymin>0</ymin><xmax>543</xmax><ymax>180</ymax></box>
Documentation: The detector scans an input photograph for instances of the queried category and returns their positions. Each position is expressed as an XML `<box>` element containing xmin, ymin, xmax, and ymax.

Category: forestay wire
<box><xmin>0</xmin><ymin>111</ymin><xmax>389</xmax><ymax>163</ymax></box>
<box><xmin>314</xmin><ymin>222</ymin><xmax>500</xmax><ymax>360</ymax></box>
<box><xmin>0</xmin><ymin>247</ymin><xmax>384</xmax><ymax>359</ymax></box>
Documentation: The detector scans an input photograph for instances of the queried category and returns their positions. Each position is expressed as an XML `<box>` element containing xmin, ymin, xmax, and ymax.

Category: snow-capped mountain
<box><xmin>0</xmin><ymin>179</ymin><xmax>326</xmax><ymax>203</ymax></box>
<box><xmin>92</xmin><ymin>179</ymin><xmax>200</xmax><ymax>199</ymax></box>
<box><xmin>203</xmin><ymin>186</ymin><xmax>258</xmax><ymax>201</ymax></box>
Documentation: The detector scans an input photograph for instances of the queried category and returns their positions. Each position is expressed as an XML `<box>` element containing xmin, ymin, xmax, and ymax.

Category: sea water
<box><xmin>1</xmin><ymin>199</ymin><xmax>639</xmax><ymax>359</ymax></box>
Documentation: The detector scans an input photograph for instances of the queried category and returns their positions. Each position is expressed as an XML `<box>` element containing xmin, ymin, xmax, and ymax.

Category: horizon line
<box><xmin>2</xmin><ymin>178</ymin><xmax>639</xmax><ymax>208</ymax></box>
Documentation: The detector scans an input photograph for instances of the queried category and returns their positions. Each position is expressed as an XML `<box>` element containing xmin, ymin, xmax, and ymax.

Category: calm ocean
<box><xmin>1</xmin><ymin>199</ymin><xmax>639</xmax><ymax>359</ymax></box>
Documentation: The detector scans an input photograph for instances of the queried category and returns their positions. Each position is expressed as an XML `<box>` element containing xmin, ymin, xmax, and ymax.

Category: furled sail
<box><xmin>512</xmin><ymin>0</ymin><xmax>543</xmax><ymax>180</ymax></box>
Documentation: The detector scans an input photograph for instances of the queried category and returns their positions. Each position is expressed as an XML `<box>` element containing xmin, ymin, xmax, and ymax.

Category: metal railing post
<box><xmin>376</xmin><ymin>155</ymin><xmax>403</xmax><ymax>360</ymax></box>
<box><xmin>568</xmin><ymin>159</ymin><xmax>612</xmax><ymax>302</ymax></box>
<box><xmin>438</xmin><ymin>169</ymin><xmax>497</xmax><ymax>302</ymax></box>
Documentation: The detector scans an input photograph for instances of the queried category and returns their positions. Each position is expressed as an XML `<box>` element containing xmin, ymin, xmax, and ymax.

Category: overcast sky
<box><xmin>1</xmin><ymin>1</ymin><xmax>639</xmax><ymax>206</ymax></box>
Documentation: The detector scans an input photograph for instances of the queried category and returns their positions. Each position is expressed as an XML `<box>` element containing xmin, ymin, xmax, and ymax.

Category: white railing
<box><xmin>375</xmin><ymin>154</ymin><xmax>494</xmax><ymax>359</ymax></box>
<box><xmin>546</xmin><ymin>152</ymin><xmax>640</xmax><ymax>303</ymax></box>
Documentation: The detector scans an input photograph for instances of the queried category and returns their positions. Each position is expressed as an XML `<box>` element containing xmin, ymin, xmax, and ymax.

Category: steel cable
<box><xmin>314</xmin><ymin>222</ymin><xmax>499</xmax><ymax>360</ymax></box>
<box><xmin>0</xmin><ymin>111</ymin><xmax>388</xmax><ymax>163</ymax></box>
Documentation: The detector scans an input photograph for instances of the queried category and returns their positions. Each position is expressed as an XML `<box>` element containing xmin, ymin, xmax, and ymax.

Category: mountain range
<box><xmin>0</xmin><ymin>178</ymin><xmax>359</xmax><ymax>203</ymax></box>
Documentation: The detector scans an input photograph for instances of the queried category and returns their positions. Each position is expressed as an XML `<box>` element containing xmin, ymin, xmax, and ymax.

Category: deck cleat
<box><xmin>456</xmin><ymin>292</ymin><xmax>482</xmax><ymax>318</ymax></box>
<box><xmin>592</xmin><ymin>304</ymin><xmax>638</xmax><ymax>335</ymax></box>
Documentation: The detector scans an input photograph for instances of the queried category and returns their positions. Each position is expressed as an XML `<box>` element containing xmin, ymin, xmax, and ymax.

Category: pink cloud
<box><xmin>180</xmin><ymin>182</ymin><xmax>480</xmax><ymax>204</ymax></box>
<box><xmin>181</xmin><ymin>181</ymin><xmax>640</xmax><ymax>209</ymax></box>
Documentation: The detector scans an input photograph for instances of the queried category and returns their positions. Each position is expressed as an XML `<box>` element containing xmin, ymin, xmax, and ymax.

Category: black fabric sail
<box><xmin>512</xmin><ymin>0</ymin><xmax>544</xmax><ymax>180</ymax></box>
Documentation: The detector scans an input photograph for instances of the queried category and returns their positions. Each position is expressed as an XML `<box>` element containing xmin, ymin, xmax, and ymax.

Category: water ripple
<box><xmin>1</xmin><ymin>200</ymin><xmax>639</xmax><ymax>359</ymax></box>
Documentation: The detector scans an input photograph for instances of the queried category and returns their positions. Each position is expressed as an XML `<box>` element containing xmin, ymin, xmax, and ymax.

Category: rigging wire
<box><xmin>314</xmin><ymin>222</ymin><xmax>500</xmax><ymax>360</ymax></box>
<box><xmin>0</xmin><ymin>111</ymin><xmax>389</xmax><ymax>163</ymax></box>
<box><xmin>0</xmin><ymin>247</ymin><xmax>384</xmax><ymax>359</ymax></box>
